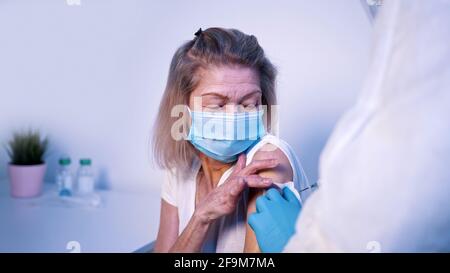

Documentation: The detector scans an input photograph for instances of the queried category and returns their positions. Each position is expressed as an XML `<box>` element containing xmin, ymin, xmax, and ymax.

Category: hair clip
<box><xmin>194</xmin><ymin>28</ymin><xmax>203</xmax><ymax>37</ymax></box>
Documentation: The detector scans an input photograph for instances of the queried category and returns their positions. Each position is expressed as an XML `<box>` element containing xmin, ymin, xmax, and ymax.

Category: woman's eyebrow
<box><xmin>240</xmin><ymin>90</ymin><xmax>262</xmax><ymax>100</ymax></box>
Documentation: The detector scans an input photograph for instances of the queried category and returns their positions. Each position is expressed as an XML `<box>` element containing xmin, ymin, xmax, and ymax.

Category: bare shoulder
<box><xmin>250</xmin><ymin>143</ymin><xmax>293</xmax><ymax>184</ymax></box>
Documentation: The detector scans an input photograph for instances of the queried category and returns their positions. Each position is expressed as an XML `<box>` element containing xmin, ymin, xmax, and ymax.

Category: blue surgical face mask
<box><xmin>186</xmin><ymin>108</ymin><xmax>266</xmax><ymax>163</ymax></box>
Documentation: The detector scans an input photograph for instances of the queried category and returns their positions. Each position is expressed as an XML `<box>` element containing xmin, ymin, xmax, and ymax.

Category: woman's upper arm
<box><xmin>250</xmin><ymin>144</ymin><xmax>293</xmax><ymax>184</ymax></box>
<box><xmin>243</xmin><ymin>144</ymin><xmax>294</xmax><ymax>252</ymax></box>
<box><xmin>153</xmin><ymin>199</ymin><xmax>179</xmax><ymax>252</ymax></box>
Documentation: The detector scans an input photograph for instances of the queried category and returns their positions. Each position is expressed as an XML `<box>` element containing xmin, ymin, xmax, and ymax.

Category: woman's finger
<box><xmin>241</xmin><ymin>158</ymin><xmax>279</xmax><ymax>175</ymax></box>
<box><xmin>244</xmin><ymin>175</ymin><xmax>273</xmax><ymax>188</ymax></box>
<box><xmin>229</xmin><ymin>177</ymin><xmax>246</xmax><ymax>197</ymax></box>
<box><xmin>231</xmin><ymin>154</ymin><xmax>247</xmax><ymax>175</ymax></box>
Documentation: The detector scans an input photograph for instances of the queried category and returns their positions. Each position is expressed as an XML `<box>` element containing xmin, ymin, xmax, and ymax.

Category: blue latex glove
<box><xmin>248</xmin><ymin>187</ymin><xmax>302</xmax><ymax>253</ymax></box>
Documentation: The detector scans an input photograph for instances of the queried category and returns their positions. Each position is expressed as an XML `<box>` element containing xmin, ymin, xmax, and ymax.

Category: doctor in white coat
<box><xmin>249</xmin><ymin>0</ymin><xmax>450</xmax><ymax>252</ymax></box>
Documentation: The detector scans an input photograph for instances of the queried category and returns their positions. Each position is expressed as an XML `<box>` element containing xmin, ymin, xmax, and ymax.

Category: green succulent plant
<box><xmin>6</xmin><ymin>130</ymin><xmax>48</xmax><ymax>165</ymax></box>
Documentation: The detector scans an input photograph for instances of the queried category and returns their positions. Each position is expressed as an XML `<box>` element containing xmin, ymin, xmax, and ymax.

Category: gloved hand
<box><xmin>248</xmin><ymin>187</ymin><xmax>302</xmax><ymax>253</ymax></box>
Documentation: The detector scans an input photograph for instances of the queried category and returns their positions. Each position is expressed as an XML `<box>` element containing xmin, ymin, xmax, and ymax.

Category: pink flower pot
<box><xmin>8</xmin><ymin>164</ymin><xmax>46</xmax><ymax>198</ymax></box>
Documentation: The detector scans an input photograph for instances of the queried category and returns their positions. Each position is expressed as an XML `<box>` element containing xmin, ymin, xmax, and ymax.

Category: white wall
<box><xmin>0</xmin><ymin>0</ymin><xmax>372</xmax><ymax>192</ymax></box>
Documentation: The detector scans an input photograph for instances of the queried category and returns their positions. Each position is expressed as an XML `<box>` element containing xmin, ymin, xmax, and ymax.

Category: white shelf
<box><xmin>0</xmin><ymin>181</ymin><xmax>160</xmax><ymax>253</ymax></box>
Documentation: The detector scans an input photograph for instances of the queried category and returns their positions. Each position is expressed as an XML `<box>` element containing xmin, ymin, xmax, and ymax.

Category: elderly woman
<box><xmin>153</xmin><ymin>27</ymin><xmax>313</xmax><ymax>252</ymax></box>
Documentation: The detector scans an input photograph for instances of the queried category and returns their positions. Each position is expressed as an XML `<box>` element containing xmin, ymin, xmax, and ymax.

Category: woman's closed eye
<box><xmin>200</xmin><ymin>93</ymin><xmax>228</xmax><ymax>111</ymax></box>
<box><xmin>242</xmin><ymin>103</ymin><xmax>260</xmax><ymax>111</ymax></box>
<box><xmin>240</xmin><ymin>99</ymin><xmax>261</xmax><ymax>111</ymax></box>
<box><xmin>240</xmin><ymin>92</ymin><xmax>262</xmax><ymax>111</ymax></box>
<box><xmin>204</xmin><ymin>104</ymin><xmax>260</xmax><ymax>112</ymax></box>
<box><xmin>203</xmin><ymin>103</ymin><xmax>226</xmax><ymax>111</ymax></box>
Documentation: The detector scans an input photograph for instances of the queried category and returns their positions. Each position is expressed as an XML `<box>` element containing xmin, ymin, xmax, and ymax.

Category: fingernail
<box><xmin>263</xmin><ymin>179</ymin><xmax>272</xmax><ymax>184</ymax></box>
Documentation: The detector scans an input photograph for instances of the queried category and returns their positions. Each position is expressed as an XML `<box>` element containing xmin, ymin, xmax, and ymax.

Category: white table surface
<box><xmin>0</xmin><ymin>180</ymin><xmax>160</xmax><ymax>253</ymax></box>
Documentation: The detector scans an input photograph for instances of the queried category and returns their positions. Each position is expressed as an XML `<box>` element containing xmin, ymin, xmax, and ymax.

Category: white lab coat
<box><xmin>284</xmin><ymin>0</ymin><xmax>450</xmax><ymax>252</ymax></box>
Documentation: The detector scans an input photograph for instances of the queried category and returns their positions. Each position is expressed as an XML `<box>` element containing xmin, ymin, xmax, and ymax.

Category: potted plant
<box><xmin>6</xmin><ymin>130</ymin><xmax>48</xmax><ymax>198</ymax></box>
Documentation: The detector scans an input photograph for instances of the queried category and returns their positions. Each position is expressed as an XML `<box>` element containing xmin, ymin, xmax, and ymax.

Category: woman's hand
<box><xmin>169</xmin><ymin>153</ymin><xmax>278</xmax><ymax>252</ymax></box>
<box><xmin>194</xmin><ymin>154</ymin><xmax>278</xmax><ymax>225</ymax></box>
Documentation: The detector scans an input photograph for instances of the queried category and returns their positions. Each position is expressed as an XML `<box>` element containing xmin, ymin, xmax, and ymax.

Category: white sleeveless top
<box><xmin>161</xmin><ymin>134</ymin><xmax>314</xmax><ymax>252</ymax></box>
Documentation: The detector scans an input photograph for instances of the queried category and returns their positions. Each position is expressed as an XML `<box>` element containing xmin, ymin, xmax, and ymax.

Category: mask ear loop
<box><xmin>186</xmin><ymin>105</ymin><xmax>192</xmax><ymax>116</ymax></box>
<box><xmin>185</xmin><ymin>106</ymin><xmax>194</xmax><ymax>140</ymax></box>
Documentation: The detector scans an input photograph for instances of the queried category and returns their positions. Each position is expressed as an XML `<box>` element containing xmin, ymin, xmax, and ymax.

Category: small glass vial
<box><xmin>56</xmin><ymin>157</ymin><xmax>73</xmax><ymax>196</ymax></box>
<box><xmin>77</xmin><ymin>158</ymin><xmax>95</xmax><ymax>195</ymax></box>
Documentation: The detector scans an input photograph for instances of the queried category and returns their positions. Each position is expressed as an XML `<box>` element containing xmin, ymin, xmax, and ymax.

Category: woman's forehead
<box><xmin>195</xmin><ymin>66</ymin><xmax>261</xmax><ymax>98</ymax></box>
